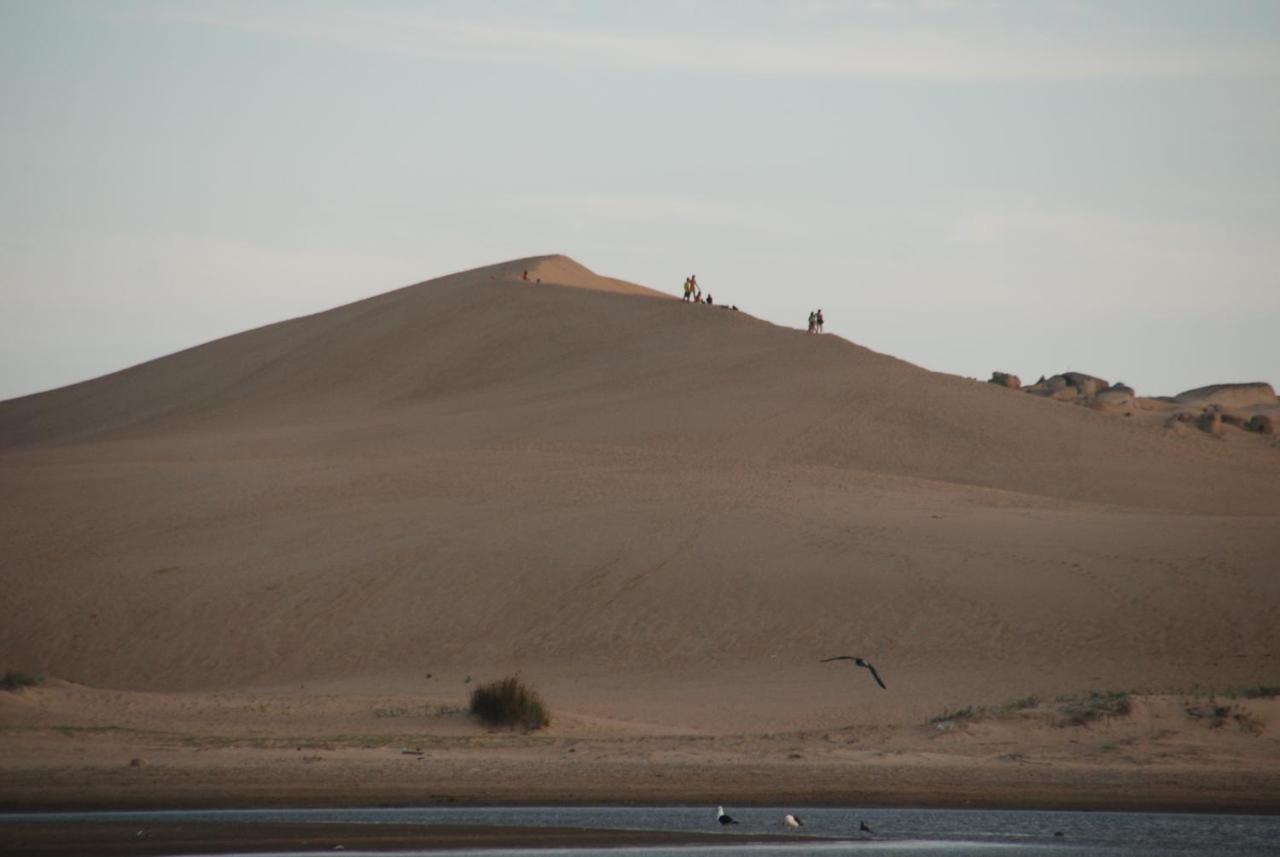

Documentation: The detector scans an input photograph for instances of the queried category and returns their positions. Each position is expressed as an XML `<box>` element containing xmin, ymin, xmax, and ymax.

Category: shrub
<box><xmin>1000</xmin><ymin>695</ymin><xmax>1040</xmax><ymax>714</ymax></box>
<box><xmin>469</xmin><ymin>676</ymin><xmax>550</xmax><ymax>730</ymax></box>
<box><xmin>929</xmin><ymin>706</ymin><xmax>977</xmax><ymax>725</ymax></box>
<box><xmin>1236</xmin><ymin>685</ymin><xmax>1280</xmax><ymax>700</ymax></box>
<box><xmin>1185</xmin><ymin>701</ymin><xmax>1265</xmax><ymax>734</ymax></box>
<box><xmin>1</xmin><ymin>671</ymin><xmax>41</xmax><ymax>691</ymax></box>
<box><xmin>1185</xmin><ymin>702</ymin><xmax>1233</xmax><ymax>728</ymax></box>
<box><xmin>1054</xmin><ymin>690</ymin><xmax>1130</xmax><ymax>726</ymax></box>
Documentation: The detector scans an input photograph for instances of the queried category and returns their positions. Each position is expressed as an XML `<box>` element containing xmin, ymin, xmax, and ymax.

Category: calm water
<box><xmin>3</xmin><ymin>806</ymin><xmax>1278</xmax><ymax>856</ymax></box>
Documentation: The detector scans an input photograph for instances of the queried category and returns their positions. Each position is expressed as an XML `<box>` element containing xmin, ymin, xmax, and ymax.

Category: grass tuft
<box><xmin>999</xmin><ymin>695</ymin><xmax>1040</xmax><ymax>714</ymax></box>
<box><xmin>469</xmin><ymin>676</ymin><xmax>550</xmax><ymax>731</ymax></box>
<box><xmin>1053</xmin><ymin>690</ymin><xmax>1131</xmax><ymax>726</ymax></box>
<box><xmin>1184</xmin><ymin>702</ymin><xmax>1233</xmax><ymax>728</ymax></box>
<box><xmin>1</xmin><ymin>671</ymin><xmax>41</xmax><ymax>691</ymax></box>
<box><xmin>929</xmin><ymin>706</ymin><xmax>977</xmax><ymax>725</ymax></box>
<box><xmin>1185</xmin><ymin>701</ymin><xmax>1265</xmax><ymax>734</ymax></box>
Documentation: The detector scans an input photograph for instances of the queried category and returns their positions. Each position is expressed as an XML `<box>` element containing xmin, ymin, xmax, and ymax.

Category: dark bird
<box><xmin>717</xmin><ymin>806</ymin><xmax>739</xmax><ymax>825</ymax></box>
<box><xmin>821</xmin><ymin>656</ymin><xmax>887</xmax><ymax>690</ymax></box>
<box><xmin>860</xmin><ymin>821</ymin><xmax>873</xmax><ymax>834</ymax></box>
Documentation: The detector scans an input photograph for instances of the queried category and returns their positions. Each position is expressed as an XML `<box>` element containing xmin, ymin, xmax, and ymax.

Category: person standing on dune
<box><xmin>816</xmin><ymin>309</ymin><xmax>824</xmax><ymax>333</ymax></box>
<box><xmin>807</xmin><ymin>310</ymin><xmax>816</xmax><ymax>333</ymax></box>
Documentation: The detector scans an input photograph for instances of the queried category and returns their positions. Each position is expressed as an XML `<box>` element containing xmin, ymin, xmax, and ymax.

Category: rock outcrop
<box><xmin>1024</xmin><ymin>371</ymin><xmax>1111</xmax><ymax>402</ymax></box>
<box><xmin>1061</xmin><ymin>372</ymin><xmax>1111</xmax><ymax>398</ymax></box>
<box><xmin>1166</xmin><ymin>405</ymin><xmax>1275</xmax><ymax>438</ymax></box>
<box><xmin>988</xmin><ymin>371</ymin><xmax>1021</xmax><ymax>389</ymax></box>
<box><xmin>1002</xmin><ymin>370</ymin><xmax>1279</xmax><ymax>439</ymax></box>
<box><xmin>1091</xmin><ymin>385</ymin><xmax>1137</xmax><ymax>414</ymax></box>
<box><xmin>1174</xmin><ymin>383</ymin><xmax>1277</xmax><ymax>410</ymax></box>
<box><xmin>1246</xmin><ymin>414</ymin><xmax>1275</xmax><ymax>435</ymax></box>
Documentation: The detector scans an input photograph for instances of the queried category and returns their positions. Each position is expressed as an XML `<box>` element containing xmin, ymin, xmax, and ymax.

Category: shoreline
<box><xmin>0</xmin><ymin>821</ymin><xmax>825</xmax><ymax>857</ymax></box>
<box><xmin>5</xmin><ymin>689</ymin><xmax>1278</xmax><ymax>821</ymax></box>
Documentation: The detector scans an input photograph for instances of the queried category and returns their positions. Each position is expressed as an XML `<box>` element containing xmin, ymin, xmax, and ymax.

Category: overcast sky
<box><xmin>3</xmin><ymin>0</ymin><xmax>1278</xmax><ymax>401</ymax></box>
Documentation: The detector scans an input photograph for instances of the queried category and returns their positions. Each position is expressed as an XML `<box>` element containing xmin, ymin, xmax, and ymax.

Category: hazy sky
<box><xmin>3</xmin><ymin>0</ymin><xmax>1278</xmax><ymax>401</ymax></box>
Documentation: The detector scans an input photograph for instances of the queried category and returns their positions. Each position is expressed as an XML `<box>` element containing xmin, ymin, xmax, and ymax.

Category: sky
<box><xmin>3</xmin><ymin>0</ymin><xmax>1278</xmax><ymax>401</ymax></box>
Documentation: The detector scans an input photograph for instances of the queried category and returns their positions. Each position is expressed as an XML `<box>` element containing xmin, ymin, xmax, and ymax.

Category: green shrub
<box><xmin>469</xmin><ymin>676</ymin><xmax>550</xmax><ymax>730</ymax></box>
<box><xmin>1235</xmin><ymin>685</ymin><xmax>1280</xmax><ymax>700</ymax></box>
<box><xmin>1</xmin><ymin>671</ymin><xmax>41</xmax><ymax>691</ymax></box>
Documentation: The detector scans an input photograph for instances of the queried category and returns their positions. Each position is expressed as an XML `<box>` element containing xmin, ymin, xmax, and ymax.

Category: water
<box><xmin>3</xmin><ymin>805</ymin><xmax>1277</xmax><ymax>856</ymax></box>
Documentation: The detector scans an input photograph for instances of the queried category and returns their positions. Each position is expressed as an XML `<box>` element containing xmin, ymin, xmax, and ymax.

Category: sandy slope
<box><xmin>1</xmin><ymin>254</ymin><xmax>1278</xmax><ymax>809</ymax></box>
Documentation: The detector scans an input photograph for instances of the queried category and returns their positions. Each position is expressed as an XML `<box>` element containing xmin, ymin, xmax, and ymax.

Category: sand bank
<box><xmin>1</xmin><ymin>821</ymin><xmax>819</xmax><ymax>856</ymax></box>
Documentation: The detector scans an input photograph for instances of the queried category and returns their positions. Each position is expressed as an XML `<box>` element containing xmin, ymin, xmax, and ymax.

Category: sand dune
<box><xmin>3</xmin><ymin>255</ymin><xmax>1274</xmax><ymax>507</ymax></box>
<box><xmin>2</xmin><ymin>256</ymin><xmax>1278</xmax><ymax>804</ymax></box>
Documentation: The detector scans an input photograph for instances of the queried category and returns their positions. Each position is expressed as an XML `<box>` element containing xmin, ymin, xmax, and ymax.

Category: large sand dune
<box><xmin>2</xmin><ymin>255</ymin><xmax>1278</xmax><ymax>810</ymax></box>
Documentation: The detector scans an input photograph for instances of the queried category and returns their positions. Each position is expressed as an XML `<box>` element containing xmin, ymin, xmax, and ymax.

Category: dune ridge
<box><xmin>3</xmin><ymin>256</ymin><xmax>1276</xmax><ymax>511</ymax></box>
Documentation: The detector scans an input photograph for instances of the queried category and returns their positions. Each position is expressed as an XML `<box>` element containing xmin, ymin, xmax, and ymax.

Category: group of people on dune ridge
<box><xmin>681</xmin><ymin>274</ymin><xmax>713</xmax><ymax>305</ymax></box>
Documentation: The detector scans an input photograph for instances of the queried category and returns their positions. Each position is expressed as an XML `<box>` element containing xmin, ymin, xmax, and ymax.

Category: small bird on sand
<box><xmin>717</xmin><ymin>806</ymin><xmax>739</xmax><ymax>825</ymax></box>
<box><xmin>860</xmin><ymin>821</ymin><xmax>873</xmax><ymax>834</ymax></box>
<box><xmin>820</xmin><ymin>656</ymin><xmax>887</xmax><ymax>690</ymax></box>
<box><xmin>783</xmin><ymin>814</ymin><xmax>803</xmax><ymax>829</ymax></box>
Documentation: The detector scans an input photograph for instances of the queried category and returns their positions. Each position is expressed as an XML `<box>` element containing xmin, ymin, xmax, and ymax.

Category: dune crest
<box><xmin>498</xmin><ymin>254</ymin><xmax>669</xmax><ymax>299</ymax></box>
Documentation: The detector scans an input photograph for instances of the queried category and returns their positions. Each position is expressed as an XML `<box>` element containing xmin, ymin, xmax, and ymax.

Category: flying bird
<box><xmin>717</xmin><ymin>806</ymin><xmax>739</xmax><ymax>826</ymax></box>
<box><xmin>820</xmin><ymin>656</ymin><xmax>887</xmax><ymax>690</ymax></box>
<box><xmin>783</xmin><ymin>814</ymin><xmax>803</xmax><ymax>830</ymax></box>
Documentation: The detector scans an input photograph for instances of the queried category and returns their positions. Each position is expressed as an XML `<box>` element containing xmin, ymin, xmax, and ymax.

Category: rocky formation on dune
<box><xmin>987</xmin><ymin>371</ymin><xmax>1020</xmax><ymax>389</ymax></box>
<box><xmin>1172</xmin><ymin>382</ymin><xmax>1277</xmax><ymax>410</ymax></box>
<box><xmin>989</xmin><ymin>372</ymin><xmax>1278</xmax><ymax>439</ymax></box>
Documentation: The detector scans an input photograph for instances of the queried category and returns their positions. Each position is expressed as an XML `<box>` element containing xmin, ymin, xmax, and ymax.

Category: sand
<box><xmin>1</xmin><ymin>255</ymin><xmax>1278</xmax><ymax>814</ymax></box>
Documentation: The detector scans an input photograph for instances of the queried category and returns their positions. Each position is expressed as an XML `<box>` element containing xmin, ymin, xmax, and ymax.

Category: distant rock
<box><xmin>1091</xmin><ymin>386</ymin><xmax>1136</xmax><ymax>414</ymax></box>
<box><xmin>1061</xmin><ymin>372</ymin><xmax>1110</xmax><ymax>398</ymax></box>
<box><xmin>1025</xmin><ymin>372</ymin><xmax>1110</xmax><ymax>400</ymax></box>
<box><xmin>1173</xmin><ymin>382</ymin><xmax>1277</xmax><ymax>410</ymax></box>
<box><xmin>1246</xmin><ymin>414</ymin><xmax>1276</xmax><ymax>435</ymax></box>
<box><xmin>1218</xmin><ymin>409</ymin><xmax>1252</xmax><ymax>430</ymax></box>
<box><xmin>1023</xmin><ymin>376</ymin><xmax>1066</xmax><ymax>397</ymax></box>
<box><xmin>988</xmin><ymin>371</ymin><xmax>1021</xmax><ymax>389</ymax></box>
<box><xmin>1198</xmin><ymin>409</ymin><xmax>1225</xmax><ymax>436</ymax></box>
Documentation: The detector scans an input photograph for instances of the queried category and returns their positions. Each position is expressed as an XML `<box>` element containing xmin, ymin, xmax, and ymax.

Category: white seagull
<box><xmin>783</xmin><ymin>814</ymin><xmax>803</xmax><ymax>830</ymax></box>
<box><xmin>820</xmin><ymin>655</ymin><xmax>887</xmax><ymax>690</ymax></box>
<box><xmin>717</xmin><ymin>806</ymin><xmax>739</xmax><ymax>826</ymax></box>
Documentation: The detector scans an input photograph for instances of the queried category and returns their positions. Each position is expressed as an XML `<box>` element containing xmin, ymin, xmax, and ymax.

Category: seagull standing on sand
<box><xmin>717</xmin><ymin>806</ymin><xmax>739</xmax><ymax>825</ymax></box>
<box><xmin>783</xmin><ymin>814</ymin><xmax>803</xmax><ymax>830</ymax></box>
<box><xmin>820</xmin><ymin>656</ymin><xmax>887</xmax><ymax>690</ymax></box>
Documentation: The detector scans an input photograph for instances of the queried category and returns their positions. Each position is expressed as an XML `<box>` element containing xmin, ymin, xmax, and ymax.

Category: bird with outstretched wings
<box><xmin>820</xmin><ymin>655</ymin><xmax>887</xmax><ymax>690</ymax></box>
